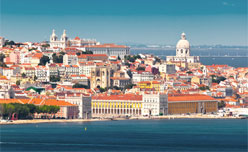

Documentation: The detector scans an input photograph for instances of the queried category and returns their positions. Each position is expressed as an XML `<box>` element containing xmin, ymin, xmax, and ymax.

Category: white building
<box><xmin>50</xmin><ymin>29</ymin><xmax>68</xmax><ymax>48</ymax></box>
<box><xmin>63</xmin><ymin>53</ymin><xmax>78</xmax><ymax>65</ymax></box>
<box><xmin>70</xmin><ymin>36</ymin><xmax>99</xmax><ymax>47</ymax></box>
<box><xmin>85</xmin><ymin>43</ymin><xmax>130</xmax><ymax>59</ymax></box>
<box><xmin>0</xmin><ymin>77</ymin><xmax>14</xmax><ymax>99</ymax></box>
<box><xmin>57</xmin><ymin>93</ymin><xmax>92</xmax><ymax>119</ymax></box>
<box><xmin>132</xmin><ymin>71</ymin><xmax>154</xmax><ymax>83</ymax></box>
<box><xmin>79</xmin><ymin>62</ymin><xmax>96</xmax><ymax>77</ymax></box>
<box><xmin>65</xmin><ymin>65</ymin><xmax>79</xmax><ymax>76</ymax></box>
<box><xmin>2</xmin><ymin>68</ymin><xmax>14</xmax><ymax>79</ymax></box>
<box><xmin>0</xmin><ymin>37</ymin><xmax>5</xmax><ymax>48</ymax></box>
<box><xmin>142</xmin><ymin>93</ymin><xmax>168</xmax><ymax>116</ymax></box>
<box><xmin>166</xmin><ymin>33</ymin><xmax>200</xmax><ymax>63</ymax></box>
<box><xmin>159</xmin><ymin>64</ymin><xmax>176</xmax><ymax>74</ymax></box>
<box><xmin>35</xmin><ymin>66</ymin><xmax>49</xmax><ymax>82</ymax></box>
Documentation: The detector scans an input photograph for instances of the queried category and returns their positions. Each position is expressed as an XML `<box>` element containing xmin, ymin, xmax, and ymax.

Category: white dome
<box><xmin>176</xmin><ymin>32</ymin><xmax>190</xmax><ymax>49</ymax></box>
<box><xmin>176</xmin><ymin>39</ymin><xmax>190</xmax><ymax>49</ymax></box>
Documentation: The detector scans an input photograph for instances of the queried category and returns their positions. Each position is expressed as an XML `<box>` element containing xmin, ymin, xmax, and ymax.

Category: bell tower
<box><xmin>61</xmin><ymin>29</ymin><xmax>68</xmax><ymax>42</ymax></box>
<box><xmin>50</xmin><ymin>29</ymin><xmax>57</xmax><ymax>42</ymax></box>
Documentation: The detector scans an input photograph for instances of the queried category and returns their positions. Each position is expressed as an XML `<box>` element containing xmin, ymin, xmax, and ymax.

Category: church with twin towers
<box><xmin>49</xmin><ymin>29</ymin><xmax>98</xmax><ymax>48</ymax></box>
<box><xmin>50</xmin><ymin>29</ymin><xmax>68</xmax><ymax>48</ymax></box>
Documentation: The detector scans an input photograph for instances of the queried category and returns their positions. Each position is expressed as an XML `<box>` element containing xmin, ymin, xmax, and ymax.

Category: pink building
<box><xmin>145</xmin><ymin>65</ymin><xmax>152</xmax><ymax>72</ymax></box>
<box><xmin>9</xmin><ymin>51</ymin><xmax>21</xmax><ymax>64</ymax></box>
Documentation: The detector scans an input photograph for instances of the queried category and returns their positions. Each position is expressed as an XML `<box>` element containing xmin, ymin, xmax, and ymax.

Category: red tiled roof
<box><xmin>74</xmin><ymin>36</ymin><xmax>80</xmax><ymax>40</ymax></box>
<box><xmin>0</xmin><ymin>99</ymin><xmax>76</xmax><ymax>106</ymax></box>
<box><xmin>168</xmin><ymin>94</ymin><xmax>216</xmax><ymax>102</ymax></box>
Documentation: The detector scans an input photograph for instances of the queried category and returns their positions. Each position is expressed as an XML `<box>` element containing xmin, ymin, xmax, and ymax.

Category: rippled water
<box><xmin>0</xmin><ymin>119</ymin><xmax>247</xmax><ymax>152</ymax></box>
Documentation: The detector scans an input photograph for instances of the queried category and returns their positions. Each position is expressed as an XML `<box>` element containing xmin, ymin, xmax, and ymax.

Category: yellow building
<box><xmin>166</xmin><ymin>61</ymin><xmax>187</xmax><ymax>69</ymax></box>
<box><xmin>92</xmin><ymin>94</ymin><xmax>143</xmax><ymax>117</ymax></box>
<box><xmin>30</xmin><ymin>57</ymin><xmax>40</xmax><ymax>67</ymax></box>
<box><xmin>168</xmin><ymin>94</ymin><xmax>218</xmax><ymax>114</ymax></box>
<box><xmin>137</xmin><ymin>81</ymin><xmax>160</xmax><ymax>91</ymax></box>
<box><xmin>92</xmin><ymin>93</ymin><xmax>168</xmax><ymax>117</ymax></box>
<box><xmin>191</xmin><ymin>76</ymin><xmax>201</xmax><ymax>84</ymax></box>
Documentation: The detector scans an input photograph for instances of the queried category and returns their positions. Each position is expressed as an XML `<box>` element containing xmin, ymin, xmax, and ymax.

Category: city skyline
<box><xmin>0</xmin><ymin>0</ymin><xmax>247</xmax><ymax>46</ymax></box>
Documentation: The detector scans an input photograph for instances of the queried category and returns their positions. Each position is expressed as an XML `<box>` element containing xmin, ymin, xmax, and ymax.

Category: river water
<box><xmin>0</xmin><ymin>119</ymin><xmax>247</xmax><ymax>152</ymax></box>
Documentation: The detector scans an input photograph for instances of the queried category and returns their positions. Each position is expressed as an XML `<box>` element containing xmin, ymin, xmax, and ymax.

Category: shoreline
<box><xmin>0</xmin><ymin>115</ymin><xmax>240</xmax><ymax>125</ymax></box>
<box><xmin>0</xmin><ymin>118</ymin><xmax>108</xmax><ymax>125</ymax></box>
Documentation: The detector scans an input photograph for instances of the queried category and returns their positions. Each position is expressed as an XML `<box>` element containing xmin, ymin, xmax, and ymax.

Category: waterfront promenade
<box><xmin>0</xmin><ymin>114</ymin><xmax>239</xmax><ymax>125</ymax></box>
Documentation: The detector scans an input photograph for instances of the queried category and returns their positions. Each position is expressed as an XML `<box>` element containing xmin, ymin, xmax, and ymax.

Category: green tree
<box><xmin>39</xmin><ymin>55</ymin><xmax>49</xmax><ymax>66</ymax></box>
<box><xmin>0</xmin><ymin>53</ymin><xmax>5</xmax><ymax>62</ymax></box>
<box><xmin>16</xmin><ymin>104</ymin><xmax>30</xmax><ymax>119</ymax></box>
<box><xmin>186</xmin><ymin>71</ymin><xmax>193</xmax><ymax>74</ymax></box>
<box><xmin>72</xmin><ymin>83</ymin><xmax>89</xmax><ymax>89</ymax></box>
<box><xmin>125</xmin><ymin>62</ymin><xmax>131</xmax><ymax>67</ymax></box>
<box><xmin>125</xmin><ymin>55</ymin><xmax>137</xmax><ymax>62</ymax></box>
<box><xmin>59</xmin><ymin>52</ymin><xmax>65</xmax><ymax>55</ymax></box>
<box><xmin>136</xmin><ymin>67</ymin><xmax>145</xmax><ymax>71</ymax></box>
<box><xmin>40</xmin><ymin>105</ymin><xmax>49</xmax><ymax>118</ymax></box>
<box><xmin>34</xmin><ymin>75</ymin><xmax>38</xmax><ymax>81</ymax></box>
<box><xmin>199</xmin><ymin>86</ymin><xmax>210</xmax><ymax>90</ymax></box>
<box><xmin>4</xmin><ymin>40</ymin><xmax>15</xmax><ymax>46</ymax></box>
<box><xmin>26</xmin><ymin>104</ymin><xmax>37</xmax><ymax>115</ymax></box>
<box><xmin>16</xmin><ymin>80</ymin><xmax>21</xmax><ymax>86</ymax></box>
<box><xmin>211</xmin><ymin>75</ymin><xmax>226</xmax><ymax>84</ymax></box>
<box><xmin>82</xmin><ymin>50</ymin><xmax>93</xmax><ymax>54</ymax></box>
<box><xmin>127</xmin><ymin>70</ymin><xmax>132</xmax><ymax>78</ymax></box>
<box><xmin>124</xmin><ymin>84</ymin><xmax>136</xmax><ymax>90</ymax></box>
<box><xmin>22</xmin><ymin>73</ymin><xmax>26</xmax><ymax>78</ymax></box>
<box><xmin>113</xmin><ymin>86</ymin><xmax>121</xmax><ymax>90</ymax></box>
<box><xmin>0</xmin><ymin>104</ymin><xmax>4</xmax><ymax>118</ymax></box>
<box><xmin>49</xmin><ymin>106</ymin><xmax>60</xmax><ymax>118</ymax></box>
<box><xmin>0</xmin><ymin>103</ymin><xmax>60</xmax><ymax>120</ymax></box>
<box><xmin>155</xmin><ymin>57</ymin><xmax>161</xmax><ymax>63</ymax></box>
<box><xmin>99</xmin><ymin>87</ymin><xmax>106</xmax><ymax>93</ymax></box>
<box><xmin>41</xmin><ymin>44</ymin><xmax>50</xmax><ymax>48</ymax></box>
<box><xmin>28</xmin><ymin>48</ymin><xmax>37</xmax><ymax>51</ymax></box>
<box><xmin>50</xmin><ymin>75</ymin><xmax>61</xmax><ymax>82</ymax></box>
<box><xmin>0</xmin><ymin>53</ymin><xmax>7</xmax><ymax>67</ymax></box>
<box><xmin>117</xmin><ymin>56</ymin><xmax>121</xmax><ymax>60</ymax></box>
<box><xmin>52</xmin><ymin>53</ymin><xmax>63</xmax><ymax>63</ymax></box>
<box><xmin>218</xmin><ymin>101</ymin><xmax>226</xmax><ymax>109</ymax></box>
<box><xmin>2</xmin><ymin>104</ymin><xmax>15</xmax><ymax>119</ymax></box>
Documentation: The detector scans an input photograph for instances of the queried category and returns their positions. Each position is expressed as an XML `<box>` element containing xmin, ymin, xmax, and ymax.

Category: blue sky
<box><xmin>0</xmin><ymin>0</ymin><xmax>247</xmax><ymax>45</ymax></box>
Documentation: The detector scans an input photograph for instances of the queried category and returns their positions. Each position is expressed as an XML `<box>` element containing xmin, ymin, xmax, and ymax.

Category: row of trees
<box><xmin>211</xmin><ymin>75</ymin><xmax>226</xmax><ymax>84</ymax></box>
<box><xmin>50</xmin><ymin>75</ymin><xmax>61</xmax><ymax>82</ymax></box>
<box><xmin>199</xmin><ymin>86</ymin><xmax>210</xmax><ymax>90</ymax></box>
<box><xmin>72</xmin><ymin>83</ymin><xmax>89</xmax><ymax>89</ymax></box>
<box><xmin>124</xmin><ymin>55</ymin><xmax>141</xmax><ymax>63</ymax></box>
<box><xmin>0</xmin><ymin>103</ymin><xmax>60</xmax><ymax>120</ymax></box>
<box><xmin>3</xmin><ymin>40</ymin><xmax>16</xmax><ymax>47</ymax></box>
<box><xmin>52</xmin><ymin>53</ymin><xmax>63</xmax><ymax>63</ymax></box>
<box><xmin>96</xmin><ymin>84</ymin><xmax>136</xmax><ymax>93</ymax></box>
<box><xmin>39</xmin><ymin>55</ymin><xmax>50</xmax><ymax>66</ymax></box>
